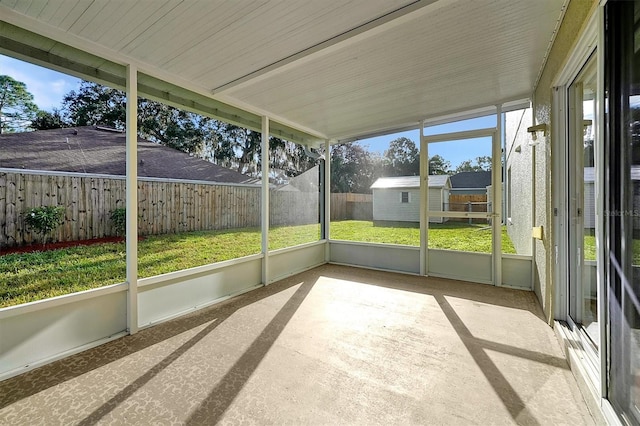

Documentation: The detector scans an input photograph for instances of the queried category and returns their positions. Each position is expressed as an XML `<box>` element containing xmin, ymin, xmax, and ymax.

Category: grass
<box><xmin>1</xmin><ymin>221</ymin><xmax>512</xmax><ymax>308</ymax></box>
<box><xmin>583</xmin><ymin>234</ymin><xmax>640</xmax><ymax>264</ymax></box>
<box><xmin>330</xmin><ymin>220</ymin><xmax>516</xmax><ymax>254</ymax></box>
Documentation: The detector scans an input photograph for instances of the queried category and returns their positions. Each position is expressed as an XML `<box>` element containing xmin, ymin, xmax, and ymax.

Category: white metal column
<box><xmin>419</xmin><ymin>120</ymin><xmax>428</xmax><ymax>276</ymax></box>
<box><xmin>125</xmin><ymin>64</ymin><xmax>138</xmax><ymax>334</ymax></box>
<box><xmin>492</xmin><ymin>106</ymin><xmax>503</xmax><ymax>286</ymax></box>
<box><xmin>324</xmin><ymin>139</ymin><xmax>331</xmax><ymax>262</ymax></box>
<box><xmin>261</xmin><ymin>116</ymin><xmax>270</xmax><ymax>285</ymax></box>
<box><xmin>595</xmin><ymin>4</ymin><xmax>607</xmax><ymax>397</ymax></box>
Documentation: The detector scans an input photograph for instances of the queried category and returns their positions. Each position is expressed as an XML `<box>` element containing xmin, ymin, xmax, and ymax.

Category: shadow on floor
<box><xmin>0</xmin><ymin>275</ymin><xmax>313</xmax><ymax>410</ymax></box>
<box><xmin>1</xmin><ymin>264</ymin><xmax>572</xmax><ymax>425</ymax></box>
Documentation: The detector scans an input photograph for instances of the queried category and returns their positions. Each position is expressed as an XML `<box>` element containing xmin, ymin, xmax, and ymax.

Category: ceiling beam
<box><xmin>212</xmin><ymin>0</ymin><xmax>443</xmax><ymax>94</ymax></box>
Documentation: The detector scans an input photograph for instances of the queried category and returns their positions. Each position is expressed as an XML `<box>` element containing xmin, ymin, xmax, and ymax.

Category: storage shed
<box><xmin>370</xmin><ymin>175</ymin><xmax>451</xmax><ymax>225</ymax></box>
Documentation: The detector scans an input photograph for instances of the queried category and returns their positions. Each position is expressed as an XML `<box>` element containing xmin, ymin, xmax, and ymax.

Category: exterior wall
<box><xmin>372</xmin><ymin>188</ymin><xmax>444</xmax><ymax>223</ymax></box>
<box><xmin>584</xmin><ymin>182</ymin><xmax>595</xmax><ymax>229</ymax></box>
<box><xmin>505</xmin><ymin>108</ymin><xmax>533</xmax><ymax>255</ymax></box>
<box><xmin>373</xmin><ymin>188</ymin><xmax>421</xmax><ymax>222</ymax></box>
<box><xmin>533</xmin><ymin>0</ymin><xmax>597</xmax><ymax>323</ymax></box>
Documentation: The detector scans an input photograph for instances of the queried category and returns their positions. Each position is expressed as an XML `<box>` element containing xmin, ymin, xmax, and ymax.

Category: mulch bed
<box><xmin>0</xmin><ymin>236</ymin><xmax>142</xmax><ymax>256</ymax></box>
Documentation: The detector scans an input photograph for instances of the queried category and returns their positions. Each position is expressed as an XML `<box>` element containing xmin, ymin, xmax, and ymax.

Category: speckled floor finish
<box><xmin>0</xmin><ymin>264</ymin><xmax>594</xmax><ymax>425</ymax></box>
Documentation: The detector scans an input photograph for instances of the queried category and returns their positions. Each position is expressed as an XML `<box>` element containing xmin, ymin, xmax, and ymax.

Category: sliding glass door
<box><xmin>606</xmin><ymin>1</ymin><xmax>640</xmax><ymax>423</ymax></box>
<box><xmin>567</xmin><ymin>55</ymin><xmax>599</xmax><ymax>351</ymax></box>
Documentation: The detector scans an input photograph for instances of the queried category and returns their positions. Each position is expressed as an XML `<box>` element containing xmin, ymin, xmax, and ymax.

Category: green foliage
<box><xmin>62</xmin><ymin>81</ymin><xmax>126</xmax><ymax>128</ymax></box>
<box><xmin>59</xmin><ymin>81</ymin><xmax>310</xmax><ymax>179</ymax></box>
<box><xmin>23</xmin><ymin>206</ymin><xmax>65</xmax><ymax>245</ymax></box>
<box><xmin>110</xmin><ymin>207</ymin><xmax>127</xmax><ymax>236</ymax></box>
<box><xmin>383</xmin><ymin>137</ymin><xmax>419</xmax><ymax>176</ymax></box>
<box><xmin>32</xmin><ymin>108</ymin><xmax>68</xmax><ymax>130</ymax></box>
<box><xmin>455</xmin><ymin>155</ymin><xmax>492</xmax><ymax>173</ymax></box>
<box><xmin>428</xmin><ymin>155</ymin><xmax>452</xmax><ymax>175</ymax></box>
<box><xmin>330</xmin><ymin>142</ymin><xmax>383</xmax><ymax>193</ymax></box>
<box><xmin>0</xmin><ymin>75</ymin><xmax>38</xmax><ymax>134</ymax></box>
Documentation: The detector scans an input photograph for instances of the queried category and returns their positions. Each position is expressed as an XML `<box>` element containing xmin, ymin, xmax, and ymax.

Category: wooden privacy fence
<box><xmin>0</xmin><ymin>170</ymin><xmax>325</xmax><ymax>248</ymax></box>
<box><xmin>447</xmin><ymin>194</ymin><xmax>488</xmax><ymax>223</ymax></box>
<box><xmin>331</xmin><ymin>193</ymin><xmax>372</xmax><ymax>221</ymax></box>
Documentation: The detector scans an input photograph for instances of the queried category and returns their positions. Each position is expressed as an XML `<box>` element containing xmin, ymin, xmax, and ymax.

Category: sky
<box><xmin>354</xmin><ymin>116</ymin><xmax>495</xmax><ymax>169</ymax></box>
<box><xmin>1</xmin><ymin>54</ymin><xmax>496</xmax><ymax>169</ymax></box>
<box><xmin>0</xmin><ymin>55</ymin><xmax>81</xmax><ymax>111</ymax></box>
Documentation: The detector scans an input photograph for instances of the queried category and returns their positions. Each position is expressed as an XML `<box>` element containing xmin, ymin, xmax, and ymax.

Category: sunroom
<box><xmin>0</xmin><ymin>0</ymin><xmax>636</xmax><ymax>424</ymax></box>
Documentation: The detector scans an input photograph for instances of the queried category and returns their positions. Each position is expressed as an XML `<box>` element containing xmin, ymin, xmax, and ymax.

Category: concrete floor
<box><xmin>0</xmin><ymin>265</ymin><xmax>594</xmax><ymax>425</ymax></box>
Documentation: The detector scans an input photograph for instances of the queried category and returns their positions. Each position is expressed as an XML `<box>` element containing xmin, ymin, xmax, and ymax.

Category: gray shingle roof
<box><xmin>0</xmin><ymin>126</ymin><xmax>258</xmax><ymax>184</ymax></box>
<box><xmin>370</xmin><ymin>175</ymin><xmax>450</xmax><ymax>189</ymax></box>
<box><xmin>450</xmin><ymin>171</ymin><xmax>492</xmax><ymax>189</ymax></box>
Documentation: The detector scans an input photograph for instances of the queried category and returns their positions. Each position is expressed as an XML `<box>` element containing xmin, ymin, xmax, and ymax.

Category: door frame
<box><xmin>420</xmin><ymin>127</ymin><xmax>501</xmax><ymax>286</ymax></box>
<box><xmin>551</xmin><ymin>5</ymin><xmax>606</xmax><ymax>397</ymax></box>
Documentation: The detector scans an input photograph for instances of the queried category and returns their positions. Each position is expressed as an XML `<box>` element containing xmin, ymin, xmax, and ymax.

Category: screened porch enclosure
<box><xmin>0</xmin><ymin>0</ymin><xmax>618</xmax><ymax>424</ymax></box>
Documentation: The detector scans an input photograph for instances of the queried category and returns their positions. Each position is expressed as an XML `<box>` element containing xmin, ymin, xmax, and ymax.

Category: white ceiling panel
<box><xmin>0</xmin><ymin>0</ymin><xmax>566</xmax><ymax>143</ymax></box>
<box><xmin>223</xmin><ymin>0</ymin><xmax>563</xmax><ymax>139</ymax></box>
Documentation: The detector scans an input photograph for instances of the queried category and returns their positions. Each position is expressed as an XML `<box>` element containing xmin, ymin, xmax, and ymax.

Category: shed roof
<box><xmin>0</xmin><ymin>127</ymin><xmax>259</xmax><ymax>185</ymax></box>
<box><xmin>371</xmin><ymin>175</ymin><xmax>449</xmax><ymax>189</ymax></box>
<box><xmin>0</xmin><ymin>0</ymin><xmax>565</xmax><ymax>144</ymax></box>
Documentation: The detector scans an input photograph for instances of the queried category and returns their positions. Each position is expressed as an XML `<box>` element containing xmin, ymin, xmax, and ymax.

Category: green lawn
<box><xmin>583</xmin><ymin>235</ymin><xmax>640</xmax><ymax>264</ymax></box>
<box><xmin>1</xmin><ymin>221</ymin><xmax>513</xmax><ymax>308</ymax></box>
<box><xmin>330</xmin><ymin>220</ymin><xmax>516</xmax><ymax>254</ymax></box>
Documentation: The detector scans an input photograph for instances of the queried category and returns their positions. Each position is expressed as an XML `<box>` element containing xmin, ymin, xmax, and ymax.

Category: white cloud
<box><xmin>0</xmin><ymin>55</ymin><xmax>81</xmax><ymax>111</ymax></box>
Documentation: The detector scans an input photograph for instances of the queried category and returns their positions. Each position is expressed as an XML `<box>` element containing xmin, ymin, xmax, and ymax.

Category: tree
<box><xmin>59</xmin><ymin>81</ymin><xmax>318</xmax><ymax>179</ymax></box>
<box><xmin>383</xmin><ymin>137</ymin><xmax>419</xmax><ymax>176</ymax></box>
<box><xmin>0</xmin><ymin>75</ymin><xmax>38</xmax><ymax>134</ymax></box>
<box><xmin>428</xmin><ymin>155</ymin><xmax>451</xmax><ymax>175</ymax></box>
<box><xmin>62</xmin><ymin>81</ymin><xmax>126</xmax><ymax>128</ymax></box>
<box><xmin>138</xmin><ymin>101</ymin><xmax>209</xmax><ymax>154</ymax></box>
<box><xmin>62</xmin><ymin>81</ymin><xmax>209</xmax><ymax>155</ymax></box>
<box><xmin>32</xmin><ymin>109</ymin><xmax>68</xmax><ymax>130</ymax></box>
<box><xmin>455</xmin><ymin>155</ymin><xmax>492</xmax><ymax>173</ymax></box>
<box><xmin>331</xmin><ymin>142</ymin><xmax>382</xmax><ymax>193</ymax></box>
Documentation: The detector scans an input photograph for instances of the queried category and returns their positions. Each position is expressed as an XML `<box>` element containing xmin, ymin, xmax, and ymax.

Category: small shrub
<box><xmin>110</xmin><ymin>207</ymin><xmax>127</xmax><ymax>236</ymax></box>
<box><xmin>23</xmin><ymin>206</ymin><xmax>65</xmax><ymax>246</ymax></box>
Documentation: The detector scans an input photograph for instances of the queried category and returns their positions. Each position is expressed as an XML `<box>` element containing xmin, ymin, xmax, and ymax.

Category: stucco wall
<box><xmin>504</xmin><ymin>108</ymin><xmax>533</xmax><ymax>255</ymax></box>
<box><xmin>532</xmin><ymin>0</ymin><xmax>597</xmax><ymax>324</ymax></box>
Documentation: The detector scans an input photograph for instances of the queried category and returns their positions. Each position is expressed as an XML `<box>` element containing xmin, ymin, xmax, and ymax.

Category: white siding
<box><xmin>428</xmin><ymin>187</ymin><xmax>445</xmax><ymax>223</ymax></box>
<box><xmin>373</xmin><ymin>188</ymin><xmax>444</xmax><ymax>223</ymax></box>
<box><xmin>583</xmin><ymin>182</ymin><xmax>595</xmax><ymax>229</ymax></box>
<box><xmin>373</xmin><ymin>188</ymin><xmax>420</xmax><ymax>222</ymax></box>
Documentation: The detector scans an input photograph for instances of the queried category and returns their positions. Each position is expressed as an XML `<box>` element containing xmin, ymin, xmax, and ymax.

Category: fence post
<box><xmin>468</xmin><ymin>201</ymin><xmax>472</xmax><ymax>224</ymax></box>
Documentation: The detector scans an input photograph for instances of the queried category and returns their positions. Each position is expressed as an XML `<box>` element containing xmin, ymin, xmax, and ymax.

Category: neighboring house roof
<box><xmin>370</xmin><ymin>175</ymin><xmax>450</xmax><ymax>189</ymax></box>
<box><xmin>0</xmin><ymin>126</ymin><xmax>259</xmax><ymax>185</ymax></box>
<box><xmin>450</xmin><ymin>171</ymin><xmax>492</xmax><ymax>189</ymax></box>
